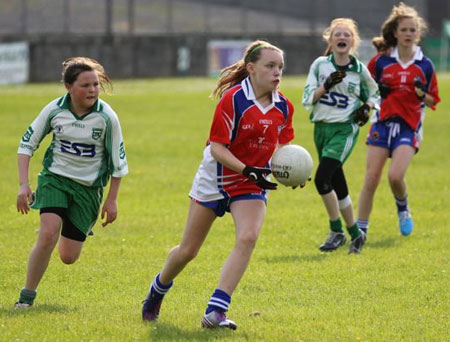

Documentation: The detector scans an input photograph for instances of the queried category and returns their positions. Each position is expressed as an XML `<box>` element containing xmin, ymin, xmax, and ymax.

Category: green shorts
<box><xmin>314</xmin><ymin>122</ymin><xmax>359</xmax><ymax>164</ymax></box>
<box><xmin>33</xmin><ymin>170</ymin><xmax>103</xmax><ymax>235</ymax></box>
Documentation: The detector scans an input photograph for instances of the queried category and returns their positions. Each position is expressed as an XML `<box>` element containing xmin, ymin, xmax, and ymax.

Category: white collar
<box><xmin>241</xmin><ymin>77</ymin><xmax>281</xmax><ymax>114</ymax></box>
<box><xmin>390</xmin><ymin>45</ymin><xmax>423</xmax><ymax>68</ymax></box>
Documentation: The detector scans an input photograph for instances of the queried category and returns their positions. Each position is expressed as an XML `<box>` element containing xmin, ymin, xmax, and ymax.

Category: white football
<box><xmin>271</xmin><ymin>145</ymin><xmax>313</xmax><ymax>187</ymax></box>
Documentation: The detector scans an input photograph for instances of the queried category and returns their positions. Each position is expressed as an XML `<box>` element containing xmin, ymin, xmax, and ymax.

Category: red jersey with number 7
<box><xmin>189</xmin><ymin>77</ymin><xmax>294</xmax><ymax>201</ymax></box>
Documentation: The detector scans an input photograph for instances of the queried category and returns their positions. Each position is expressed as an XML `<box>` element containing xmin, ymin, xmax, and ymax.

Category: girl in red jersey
<box><xmin>357</xmin><ymin>3</ymin><xmax>440</xmax><ymax>237</ymax></box>
<box><xmin>142</xmin><ymin>40</ymin><xmax>297</xmax><ymax>329</ymax></box>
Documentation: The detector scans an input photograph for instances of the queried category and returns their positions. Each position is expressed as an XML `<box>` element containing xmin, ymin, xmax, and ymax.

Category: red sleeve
<box><xmin>367</xmin><ymin>55</ymin><xmax>378</xmax><ymax>78</ymax></box>
<box><xmin>278</xmin><ymin>98</ymin><xmax>295</xmax><ymax>145</ymax></box>
<box><xmin>209</xmin><ymin>92</ymin><xmax>234</xmax><ymax>145</ymax></box>
<box><xmin>427</xmin><ymin>71</ymin><xmax>440</xmax><ymax>110</ymax></box>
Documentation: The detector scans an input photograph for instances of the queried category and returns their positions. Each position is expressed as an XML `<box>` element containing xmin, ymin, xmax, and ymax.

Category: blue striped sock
<box><xmin>149</xmin><ymin>273</ymin><xmax>173</xmax><ymax>299</ymax></box>
<box><xmin>357</xmin><ymin>219</ymin><xmax>369</xmax><ymax>234</ymax></box>
<box><xmin>395</xmin><ymin>196</ymin><xmax>408</xmax><ymax>213</ymax></box>
<box><xmin>205</xmin><ymin>288</ymin><xmax>231</xmax><ymax>314</ymax></box>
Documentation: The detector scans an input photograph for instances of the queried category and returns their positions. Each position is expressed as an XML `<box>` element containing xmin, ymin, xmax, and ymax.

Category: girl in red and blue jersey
<box><xmin>357</xmin><ymin>2</ymin><xmax>440</xmax><ymax>237</ymax></box>
<box><xmin>142</xmin><ymin>40</ymin><xmax>297</xmax><ymax>329</ymax></box>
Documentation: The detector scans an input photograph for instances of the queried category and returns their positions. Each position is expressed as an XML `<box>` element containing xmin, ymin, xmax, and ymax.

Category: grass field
<box><xmin>0</xmin><ymin>75</ymin><xmax>449</xmax><ymax>342</ymax></box>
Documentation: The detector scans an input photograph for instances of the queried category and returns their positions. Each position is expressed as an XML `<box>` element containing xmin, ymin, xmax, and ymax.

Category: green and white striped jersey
<box><xmin>18</xmin><ymin>94</ymin><xmax>128</xmax><ymax>187</ymax></box>
<box><xmin>302</xmin><ymin>54</ymin><xmax>380</xmax><ymax>123</ymax></box>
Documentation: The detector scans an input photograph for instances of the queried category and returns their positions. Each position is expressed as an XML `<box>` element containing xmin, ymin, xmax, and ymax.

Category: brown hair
<box><xmin>61</xmin><ymin>57</ymin><xmax>112</xmax><ymax>94</ymax></box>
<box><xmin>211</xmin><ymin>40</ymin><xmax>283</xmax><ymax>99</ymax></box>
<box><xmin>372</xmin><ymin>2</ymin><xmax>428</xmax><ymax>53</ymax></box>
<box><xmin>323</xmin><ymin>18</ymin><xmax>361</xmax><ymax>56</ymax></box>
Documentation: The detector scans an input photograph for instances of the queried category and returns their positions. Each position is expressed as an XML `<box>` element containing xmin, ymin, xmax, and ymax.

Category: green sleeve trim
<box><xmin>37</xmin><ymin>109</ymin><xmax>62</xmax><ymax>164</ymax></box>
<box><xmin>42</xmin><ymin>135</ymin><xmax>56</xmax><ymax>170</ymax></box>
<box><xmin>359</xmin><ymin>76</ymin><xmax>369</xmax><ymax>103</ymax></box>
<box><xmin>93</xmin><ymin>112</ymin><xmax>113</xmax><ymax>187</ymax></box>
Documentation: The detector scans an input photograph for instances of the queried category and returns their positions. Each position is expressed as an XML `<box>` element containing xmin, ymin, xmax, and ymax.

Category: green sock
<box><xmin>19</xmin><ymin>288</ymin><xmax>37</xmax><ymax>304</ymax></box>
<box><xmin>347</xmin><ymin>223</ymin><xmax>361</xmax><ymax>240</ymax></box>
<box><xmin>330</xmin><ymin>218</ymin><xmax>343</xmax><ymax>233</ymax></box>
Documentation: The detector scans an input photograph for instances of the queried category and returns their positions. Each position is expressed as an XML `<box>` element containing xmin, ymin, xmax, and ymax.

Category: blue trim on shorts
<box><xmin>194</xmin><ymin>193</ymin><xmax>267</xmax><ymax>217</ymax></box>
<box><xmin>366</xmin><ymin>117</ymin><xmax>418</xmax><ymax>157</ymax></box>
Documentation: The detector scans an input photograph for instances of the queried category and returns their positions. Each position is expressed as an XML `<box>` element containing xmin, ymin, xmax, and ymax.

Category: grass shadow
<box><xmin>263</xmin><ymin>237</ymin><xmax>400</xmax><ymax>262</ymax></box>
<box><xmin>366</xmin><ymin>237</ymin><xmax>399</xmax><ymax>249</ymax></box>
<box><xmin>0</xmin><ymin>303</ymin><xmax>74</xmax><ymax>316</ymax></box>
<box><xmin>262</xmin><ymin>253</ymin><xmax>328</xmax><ymax>264</ymax></box>
<box><xmin>148</xmin><ymin>322</ymin><xmax>236</xmax><ymax>342</ymax></box>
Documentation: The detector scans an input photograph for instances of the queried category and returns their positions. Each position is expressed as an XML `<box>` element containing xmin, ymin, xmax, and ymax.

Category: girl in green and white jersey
<box><xmin>302</xmin><ymin>18</ymin><xmax>379</xmax><ymax>254</ymax></box>
<box><xmin>15</xmin><ymin>57</ymin><xmax>128</xmax><ymax>308</ymax></box>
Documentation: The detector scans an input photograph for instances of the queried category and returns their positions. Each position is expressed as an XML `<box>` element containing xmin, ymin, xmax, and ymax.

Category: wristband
<box><xmin>418</xmin><ymin>93</ymin><xmax>426</xmax><ymax>100</ymax></box>
<box><xmin>20</xmin><ymin>182</ymin><xmax>30</xmax><ymax>187</ymax></box>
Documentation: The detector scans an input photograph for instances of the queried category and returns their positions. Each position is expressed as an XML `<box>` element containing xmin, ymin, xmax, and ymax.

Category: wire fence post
<box><xmin>203</xmin><ymin>0</ymin><xmax>210</xmax><ymax>33</ymax></box>
<box><xmin>166</xmin><ymin>0</ymin><xmax>173</xmax><ymax>33</ymax></box>
<box><xmin>106</xmin><ymin>0</ymin><xmax>113</xmax><ymax>35</ymax></box>
<box><xmin>63</xmin><ymin>0</ymin><xmax>70</xmax><ymax>33</ymax></box>
<box><xmin>128</xmin><ymin>0</ymin><xmax>135</xmax><ymax>35</ymax></box>
<box><xmin>240</xmin><ymin>0</ymin><xmax>248</xmax><ymax>33</ymax></box>
<box><xmin>276</xmin><ymin>3</ymin><xmax>283</xmax><ymax>34</ymax></box>
<box><xmin>21</xmin><ymin>0</ymin><xmax>28</xmax><ymax>34</ymax></box>
<box><xmin>308</xmin><ymin>0</ymin><xmax>316</xmax><ymax>34</ymax></box>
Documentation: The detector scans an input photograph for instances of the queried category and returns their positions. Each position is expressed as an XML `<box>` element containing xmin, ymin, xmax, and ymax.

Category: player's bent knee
<box><xmin>178</xmin><ymin>245</ymin><xmax>199</xmax><ymax>262</ymax></box>
<box><xmin>237</xmin><ymin>231</ymin><xmax>259</xmax><ymax>249</ymax></box>
<box><xmin>37</xmin><ymin>231</ymin><xmax>59</xmax><ymax>249</ymax></box>
<box><xmin>364</xmin><ymin>173</ymin><xmax>382</xmax><ymax>192</ymax></box>
<box><xmin>314</xmin><ymin>175</ymin><xmax>332</xmax><ymax>195</ymax></box>
<box><xmin>364</xmin><ymin>181</ymin><xmax>379</xmax><ymax>194</ymax></box>
<box><xmin>59</xmin><ymin>253</ymin><xmax>80</xmax><ymax>265</ymax></box>
<box><xmin>388</xmin><ymin>172</ymin><xmax>403</xmax><ymax>188</ymax></box>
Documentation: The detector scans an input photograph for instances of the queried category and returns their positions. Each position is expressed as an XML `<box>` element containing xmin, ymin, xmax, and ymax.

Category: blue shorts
<box><xmin>193</xmin><ymin>193</ymin><xmax>267</xmax><ymax>217</ymax></box>
<box><xmin>366</xmin><ymin>118</ymin><xmax>419</xmax><ymax>157</ymax></box>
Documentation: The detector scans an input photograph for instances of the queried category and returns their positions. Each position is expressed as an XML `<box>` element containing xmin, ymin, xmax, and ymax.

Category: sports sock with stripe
<box><xmin>205</xmin><ymin>288</ymin><xmax>231</xmax><ymax>314</ymax></box>
<box><xmin>395</xmin><ymin>195</ymin><xmax>408</xmax><ymax>213</ymax></box>
<box><xmin>149</xmin><ymin>273</ymin><xmax>173</xmax><ymax>300</ymax></box>
<box><xmin>19</xmin><ymin>288</ymin><xmax>37</xmax><ymax>305</ymax></box>
<box><xmin>357</xmin><ymin>219</ymin><xmax>369</xmax><ymax>234</ymax></box>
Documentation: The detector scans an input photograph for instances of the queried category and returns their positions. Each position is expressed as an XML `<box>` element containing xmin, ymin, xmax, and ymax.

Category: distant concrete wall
<box><xmin>1</xmin><ymin>34</ymin><xmax>323</xmax><ymax>82</ymax></box>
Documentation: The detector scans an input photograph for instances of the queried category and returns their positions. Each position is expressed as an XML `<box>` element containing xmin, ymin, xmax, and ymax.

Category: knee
<box><xmin>37</xmin><ymin>230</ymin><xmax>59</xmax><ymax>250</ymax></box>
<box><xmin>236</xmin><ymin>229</ymin><xmax>259</xmax><ymax>250</ymax></box>
<box><xmin>177</xmin><ymin>244</ymin><xmax>199</xmax><ymax>263</ymax></box>
<box><xmin>60</xmin><ymin>253</ymin><xmax>79</xmax><ymax>265</ymax></box>
<box><xmin>314</xmin><ymin>172</ymin><xmax>332</xmax><ymax>195</ymax></box>
<box><xmin>364</xmin><ymin>172</ymin><xmax>382</xmax><ymax>193</ymax></box>
<box><xmin>388</xmin><ymin>171</ymin><xmax>403</xmax><ymax>189</ymax></box>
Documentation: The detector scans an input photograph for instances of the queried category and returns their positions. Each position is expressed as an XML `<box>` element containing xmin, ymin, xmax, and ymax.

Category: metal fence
<box><xmin>1</xmin><ymin>0</ymin><xmax>449</xmax><ymax>82</ymax></box>
<box><xmin>0</xmin><ymin>0</ymin><xmax>434</xmax><ymax>37</ymax></box>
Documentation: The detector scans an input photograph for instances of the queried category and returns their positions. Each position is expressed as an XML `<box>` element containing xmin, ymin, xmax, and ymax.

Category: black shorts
<box><xmin>40</xmin><ymin>207</ymin><xmax>87</xmax><ymax>242</ymax></box>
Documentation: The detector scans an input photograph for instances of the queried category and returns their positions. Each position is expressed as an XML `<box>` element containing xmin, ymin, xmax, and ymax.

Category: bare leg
<box><xmin>388</xmin><ymin>145</ymin><xmax>415</xmax><ymax>199</ymax></box>
<box><xmin>142</xmin><ymin>200</ymin><xmax>217</xmax><ymax>321</ymax></box>
<box><xmin>159</xmin><ymin>199</ymin><xmax>216</xmax><ymax>284</ymax></box>
<box><xmin>24</xmin><ymin>213</ymin><xmax>62</xmax><ymax>290</ymax></box>
<box><xmin>389</xmin><ymin>145</ymin><xmax>416</xmax><ymax>235</ymax></box>
<box><xmin>358</xmin><ymin>146</ymin><xmax>389</xmax><ymax>221</ymax></box>
<box><xmin>58</xmin><ymin>236</ymin><xmax>84</xmax><ymax>265</ymax></box>
<box><xmin>340</xmin><ymin>205</ymin><xmax>355</xmax><ymax>227</ymax></box>
<box><xmin>321</xmin><ymin>191</ymin><xmax>340</xmax><ymax>221</ymax></box>
<box><xmin>217</xmin><ymin>199</ymin><xmax>266</xmax><ymax>295</ymax></box>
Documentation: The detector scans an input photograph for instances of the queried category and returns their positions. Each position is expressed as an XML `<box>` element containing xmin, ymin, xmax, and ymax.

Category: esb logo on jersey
<box><xmin>319</xmin><ymin>91</ymin><xmax>349</xmax><ymax>109</ymax></box>
<box><xmin>60</xmin><ymin>140</ymin><xmax>96</xmax><ymax>157</ymax></box>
